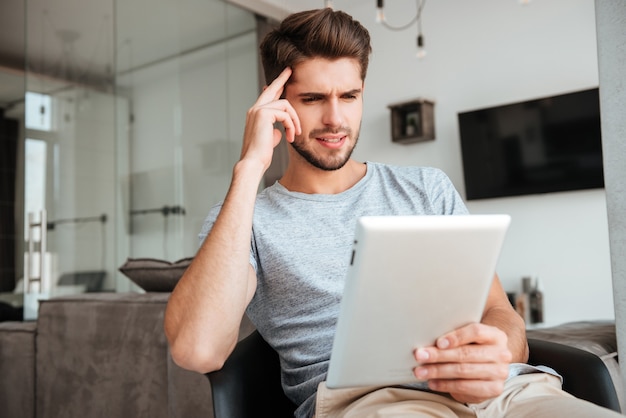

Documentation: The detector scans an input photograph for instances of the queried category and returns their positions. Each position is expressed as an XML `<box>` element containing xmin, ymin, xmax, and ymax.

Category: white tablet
<box><xmin>326</xmin><ymin>214</ymin><xmax>511</xmax><ymax>388</ymax></box>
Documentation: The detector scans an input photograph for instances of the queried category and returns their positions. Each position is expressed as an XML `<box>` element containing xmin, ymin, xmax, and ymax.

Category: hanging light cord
<box><xmin>379</xmin><ymin>0</ymin><xmax>426</xmax><ymax>32</ymax></box>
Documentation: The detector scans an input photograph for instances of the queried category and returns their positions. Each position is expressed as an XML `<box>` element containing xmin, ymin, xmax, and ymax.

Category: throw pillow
<box><xmin>118</xmin><ymin>257</ymin><xmax>193</xmax><ymax>292</ymax></box>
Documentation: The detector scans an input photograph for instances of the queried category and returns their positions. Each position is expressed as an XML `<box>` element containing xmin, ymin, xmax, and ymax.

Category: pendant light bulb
<box><xmin>376</xmin><ymin>0</ymin><xmax>385</xmax><ymax>23</ymax></box>
<box><xmin>416</xmin><ymin>34</ymin><xmax>426</xmax><ymax>59</ymax></box>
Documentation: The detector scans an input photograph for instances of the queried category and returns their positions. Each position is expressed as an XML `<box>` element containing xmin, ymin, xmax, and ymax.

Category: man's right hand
<box><xmin>240</xmin><ymin>67</ymin><xmax>301</xmax><ymax>171</ymax></box>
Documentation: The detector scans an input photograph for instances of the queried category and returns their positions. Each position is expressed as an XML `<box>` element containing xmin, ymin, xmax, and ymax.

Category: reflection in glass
<box><xmin>20</xmin><ymin>0</ymin><xmax>260</xmax><ymax>299</ymax></box>
<box><xmin>25</xmin><ymin>92</ymin><xmax>52</xmax><ymax>131</ymax></box>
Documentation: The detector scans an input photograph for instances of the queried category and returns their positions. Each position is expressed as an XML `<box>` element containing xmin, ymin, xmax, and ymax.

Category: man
<box><xmin>164</xmin><ymin>8</ymin><xmax>621</xmax><ymax>418</ymax></box>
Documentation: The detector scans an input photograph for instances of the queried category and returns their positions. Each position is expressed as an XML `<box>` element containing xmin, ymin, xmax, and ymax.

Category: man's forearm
<box><xmin>164</xmin><ymin>159</ymin><xmax>265</xmax><ymax>373</ymax></box>
<box><xmin>480</xmin><ymin>275</ymin><xmax>529</xmax><ymax>364</ymax></box>
<box><xmin>482</xmin><ymin>304</ymin><xmax>529</xmax><ymax>364</ymax></box>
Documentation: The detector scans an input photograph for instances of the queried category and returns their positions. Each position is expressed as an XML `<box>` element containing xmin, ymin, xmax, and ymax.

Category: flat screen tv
<box><xmin>458</xmin><ymin>88</ymin><xmax>604</xmax><ymax>200</ymax></box>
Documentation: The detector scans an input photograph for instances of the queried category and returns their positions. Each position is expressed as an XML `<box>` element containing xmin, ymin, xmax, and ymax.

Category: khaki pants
<box><xmin>314</xmin><ymin>373</ymin><xmax>623</xmax><ymax>417</ymax></box>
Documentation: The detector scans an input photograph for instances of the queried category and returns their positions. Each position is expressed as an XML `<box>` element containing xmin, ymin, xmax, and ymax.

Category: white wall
<box><xmin>342</xmin><ymin>0</ymin><xmax>612</xmax><ymax>325</ymax></box>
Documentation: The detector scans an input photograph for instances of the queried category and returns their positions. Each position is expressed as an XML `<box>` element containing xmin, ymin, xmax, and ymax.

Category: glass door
<box><xmin>23</xmin><ymin>0</ymin><xmax>121</xmax><ymax>317</ymax></box>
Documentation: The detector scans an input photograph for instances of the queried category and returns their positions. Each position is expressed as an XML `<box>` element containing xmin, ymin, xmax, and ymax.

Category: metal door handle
<box><xmin>25</xmin><ymin>210</ymin><xmax>48</xmax><ymax>293</ymax></box>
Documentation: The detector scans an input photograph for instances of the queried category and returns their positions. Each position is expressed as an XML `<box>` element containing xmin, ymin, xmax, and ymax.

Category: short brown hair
<box><xmin>260</xmin><ymin>8</ymin><xmax>372</xmax><ymax>85</ymax></box>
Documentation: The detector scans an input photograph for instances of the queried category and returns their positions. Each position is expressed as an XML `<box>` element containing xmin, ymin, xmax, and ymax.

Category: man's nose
<box><xmin>322</xmin><ymin>100</ymin><xmax>343</xmax><ymax>127</ymax></box>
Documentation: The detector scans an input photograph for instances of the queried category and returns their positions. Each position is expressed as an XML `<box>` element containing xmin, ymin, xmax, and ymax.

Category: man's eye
<box><xmin>302</xmin><ymin>97</ymin><xmax>320</xmax><ymax>103</ymax></box>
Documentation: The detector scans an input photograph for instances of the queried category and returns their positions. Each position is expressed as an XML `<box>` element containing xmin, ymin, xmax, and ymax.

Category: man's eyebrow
<box><xmin>297</xmin><ymin>88</ymin><xmax>363</xmax><ymax>97</ymax></box>
<box><xmin>342</xmin><ymin>89</ymin><xmax>363</xmax><ymax>96</ymax></box>
<box><xmin>297</xmin><ymin>92</ymin><xmax>325</xmax><ymax>98</ymax></box>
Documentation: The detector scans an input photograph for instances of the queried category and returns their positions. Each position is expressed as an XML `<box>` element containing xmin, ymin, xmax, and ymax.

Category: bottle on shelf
<box><xmin>528</xmin><ymin>277</ymin><xmax>544</xmax><ymax>324</ymax></box>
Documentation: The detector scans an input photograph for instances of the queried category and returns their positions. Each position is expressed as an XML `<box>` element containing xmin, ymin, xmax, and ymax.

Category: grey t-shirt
<box><xmin>199</xmin><ymin>162</ymin><xmax>468</xmax><ymax>417</ymax></box>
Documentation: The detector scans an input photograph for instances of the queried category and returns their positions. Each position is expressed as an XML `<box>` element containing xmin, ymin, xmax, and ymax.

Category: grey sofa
<box><xmin>0</xmin><ymin>292</ymin><xmax>254</xmax><ymax>418</ymax></box>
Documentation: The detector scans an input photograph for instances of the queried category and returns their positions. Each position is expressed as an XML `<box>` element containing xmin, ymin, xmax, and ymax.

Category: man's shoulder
<box><xmin>255</xmin><ymin>181</ymin><xmax>283</xmax><ymax>202</ymax></box>
<box><xmin>368</xmin><ymin>162</ymin><xmax>448</xmax><ymax>181</ymax></box>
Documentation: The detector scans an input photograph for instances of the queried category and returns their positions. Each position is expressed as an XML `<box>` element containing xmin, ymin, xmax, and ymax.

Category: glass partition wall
<box><xmin>115</xmin><ymin>0</ymin><xmax>258</xmax><ymax>265</ymax></box>
<box><xmin>20</xmin><ymin>0</ymin><xmax>259</xmax><ymax>314</ymax></box>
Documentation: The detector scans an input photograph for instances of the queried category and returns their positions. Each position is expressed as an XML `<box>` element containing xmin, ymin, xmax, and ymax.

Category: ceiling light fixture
<box><xmin>416</xmin><ymin>33</ymin><xmax>426</xmax><ymax>59</ymax></box>
<box><xmin>376</xmin><ymin>0</ymin><xmax>385</xmax><ymax>23</ymax></box>
<box><xmin>376</xmin><ymin>0</ymin><xmax>427</xmax><ymax>59</ymax></box>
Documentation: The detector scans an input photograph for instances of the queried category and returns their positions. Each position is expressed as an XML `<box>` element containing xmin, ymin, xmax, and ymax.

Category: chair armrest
<box><xmin>206</xmin><ymin>330</ymin><xmax>296</xmax><ymax>417</ymax></box>
<box><xmin>527</xmin><ymin>338</ymin><xmax>621</xmax><ymax>412</ymax></box>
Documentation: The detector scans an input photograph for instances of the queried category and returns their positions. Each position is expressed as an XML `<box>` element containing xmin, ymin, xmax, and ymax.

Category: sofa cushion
<box><xmin>0</xmin><ymin>321</ymin><xmax>37</xmax><ymax>418</ymax></box>
<box><xmin>119</xmin><ymin>257</ymin><xmax>193</xmax><ymax>292</ymax></box>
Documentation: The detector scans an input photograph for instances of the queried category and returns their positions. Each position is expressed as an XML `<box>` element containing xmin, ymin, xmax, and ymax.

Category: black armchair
<box><xmin>206</xmin><ymin>331</ymin><xmax>621</xmax><ymax>418</ymax></box>
<box><xmin>527</xmin><ymin>337</ymin><xmax>621</xmax><ymax>412</ymax></box>
<box><xmin>208</xmin><ymin>331</ymin><xmax>297</xmax><ymax>417</ymax></box>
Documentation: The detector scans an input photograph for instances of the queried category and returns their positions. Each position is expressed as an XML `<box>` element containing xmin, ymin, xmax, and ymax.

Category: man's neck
<box><xmin>278</xmin><ymin>159</ymin><xmax>367</xmax><ymax>195</ymax></box>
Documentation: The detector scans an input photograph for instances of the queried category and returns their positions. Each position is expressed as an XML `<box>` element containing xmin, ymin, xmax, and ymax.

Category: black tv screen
<box><xmin>458</xmin><ymin>88</ymin><xmax>604</xmax><ymax>200</ymax></box>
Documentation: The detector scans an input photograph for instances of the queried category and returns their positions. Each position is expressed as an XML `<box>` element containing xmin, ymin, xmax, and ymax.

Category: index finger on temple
<box><xmin>261</xmin><ymin>67</ymin><xmax>292</xmax><ymax>101</ymax></box>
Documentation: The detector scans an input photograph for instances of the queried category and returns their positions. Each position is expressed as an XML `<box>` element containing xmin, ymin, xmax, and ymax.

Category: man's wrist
<box><xmin>233</xmin><ymin>158</ymin><xmax>267</xmax><ymax>183</ymax></box>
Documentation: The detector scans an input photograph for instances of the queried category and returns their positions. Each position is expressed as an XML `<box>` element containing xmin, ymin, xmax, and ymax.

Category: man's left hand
<box><xmin>413</xmin><ymin>323</ymin><xmax>512</xmax><ymax>404</ymax></box>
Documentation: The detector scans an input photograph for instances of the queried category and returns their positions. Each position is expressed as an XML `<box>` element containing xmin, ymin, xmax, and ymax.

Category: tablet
<box><xmin>326</xmin><ymin>214</ymin><xmax>511</xmax><ymax>388</ymax></box>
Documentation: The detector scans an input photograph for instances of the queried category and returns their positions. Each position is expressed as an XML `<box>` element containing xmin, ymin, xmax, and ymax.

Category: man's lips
<box><xmin>309</xmin><ymin>128</ymin><xmax>351</xmax><ymax>147</ymax></box>
<box><xmin>316</xmin><ymin>135</ymin><xmax>346</xmax><ymax>143</ymax></box>
<box><xmin>310</xmin><ymin>127</ymin><xmax>352</xmax><ymax>140</ymax></box>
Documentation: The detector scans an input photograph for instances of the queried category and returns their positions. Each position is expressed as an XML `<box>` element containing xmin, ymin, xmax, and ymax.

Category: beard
<box><xmin>290</xmin><ymin>124</ymin><xmax>360</xmax><ymax>171</ymax></box>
